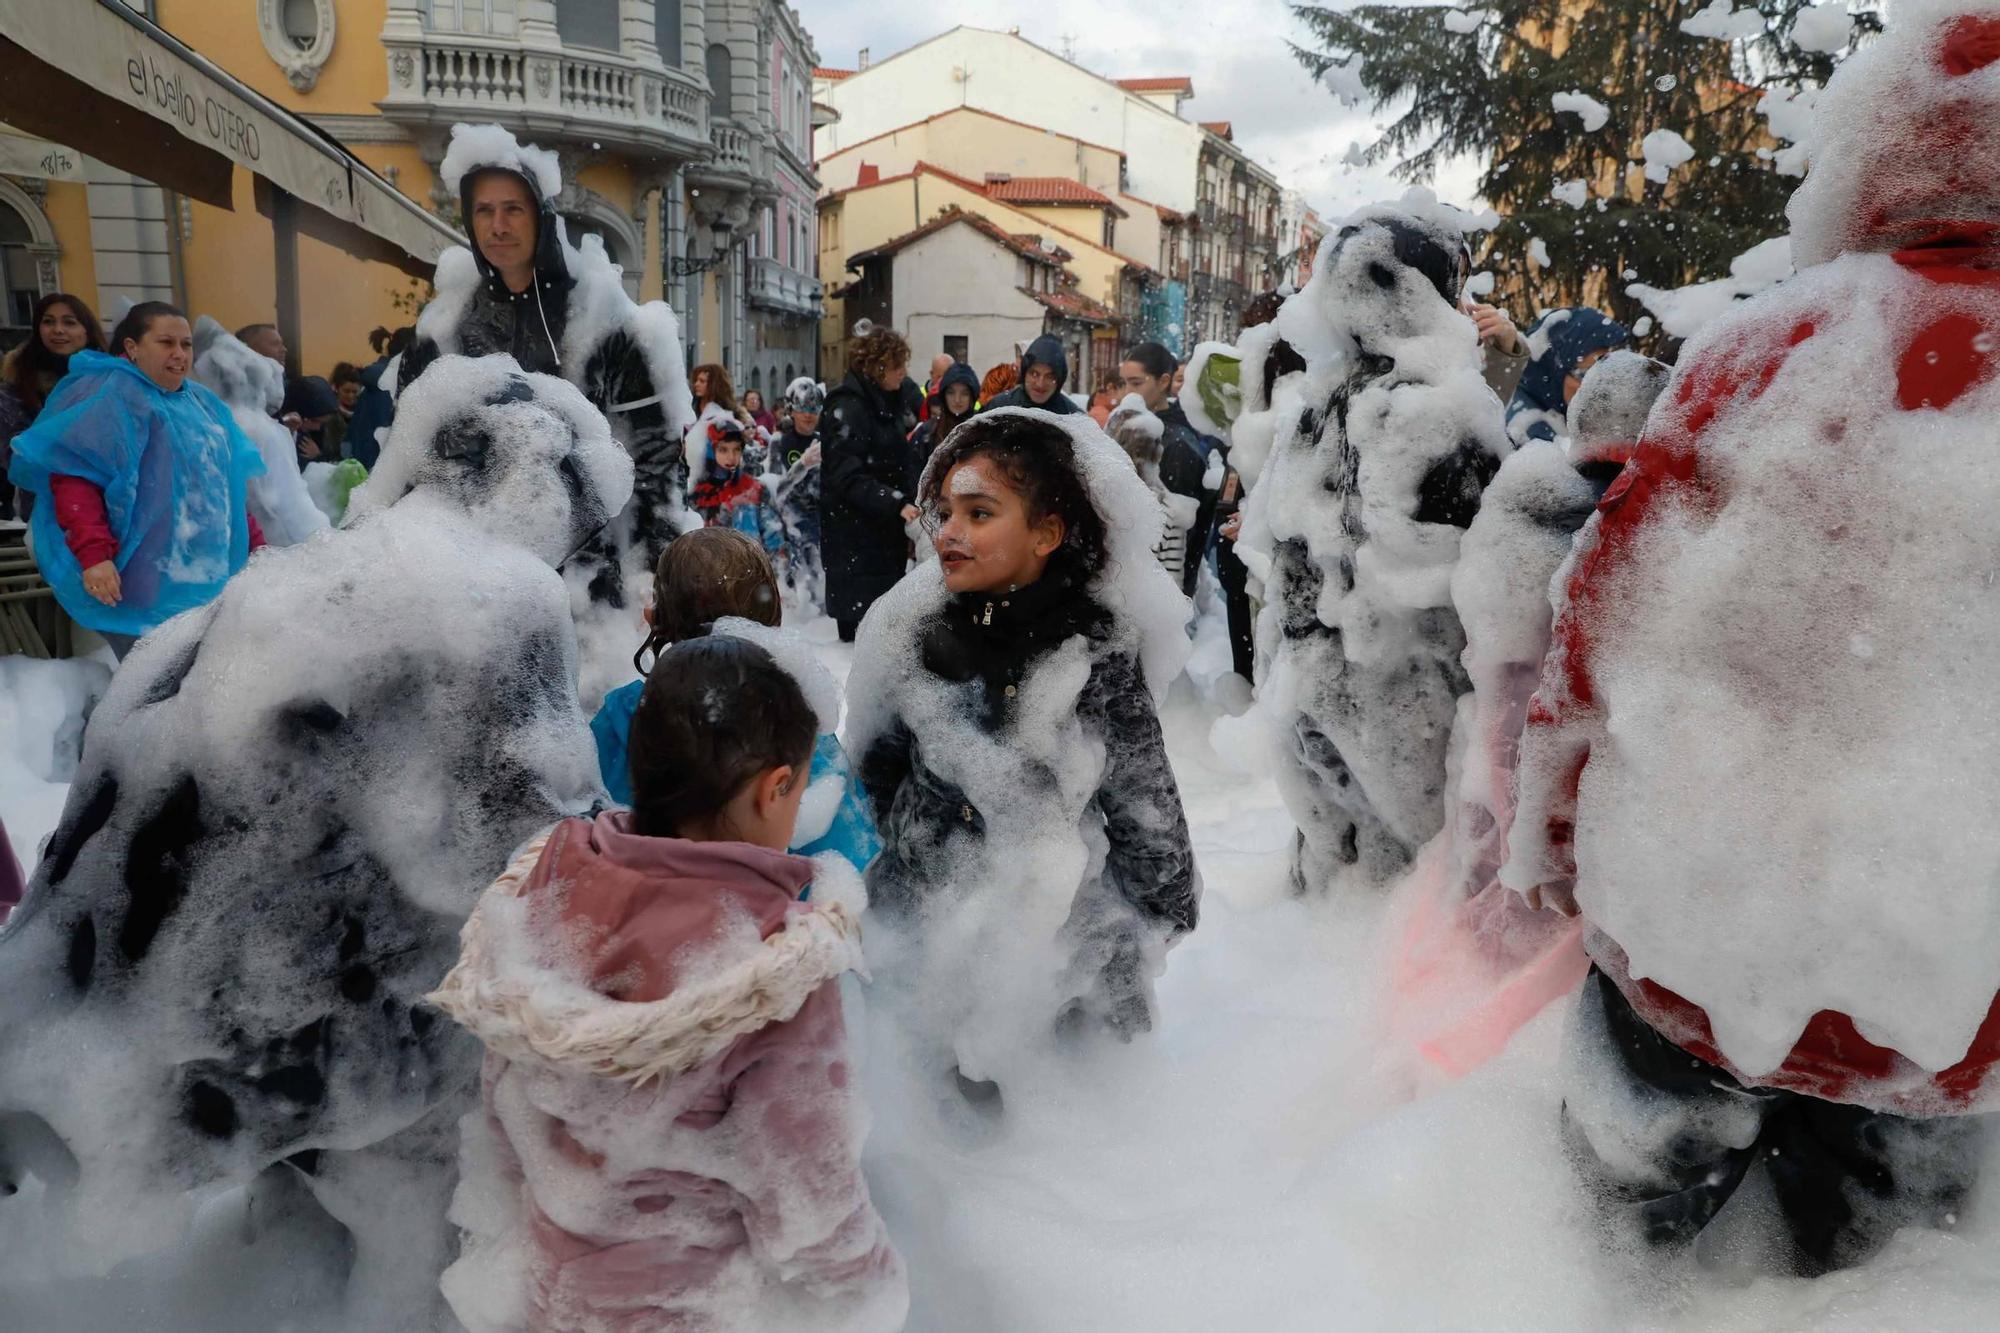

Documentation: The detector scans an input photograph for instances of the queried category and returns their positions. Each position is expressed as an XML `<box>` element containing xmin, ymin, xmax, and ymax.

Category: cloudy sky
<box><xmin>803</xmin><ymin>0</ymin><xmax>1484</xmax><ymax>221</ymax></box>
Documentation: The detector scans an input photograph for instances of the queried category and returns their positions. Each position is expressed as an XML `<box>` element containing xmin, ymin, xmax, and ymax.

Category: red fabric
<box><xmin>690</xmin><ymin>470</ymin><xmax>768</xmax><ymax>525</ymax></box>
<box><xmin>48</xmin><ymin>475</ymin><xmax>117</xmax><ymax>569</ymax></box>
<box><xmin>50</xmin><ymin>474</ymin><xmax>265</xmax><ymax>568</ymax></box>
<box><xmin>1520</xmin><ymin>231</ymin><xmax>2000</xmax><ymax>1111</ymax></box>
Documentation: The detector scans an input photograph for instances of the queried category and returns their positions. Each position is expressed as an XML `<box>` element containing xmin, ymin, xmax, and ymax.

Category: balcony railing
<box><xmin>380</xmin><ymin>32</ymin><xmax>708</xmax><ymax>157</ymax></box>
<box><xmin>747</xmin><ymin>256</ymin><xmax>822</xmax><ymax>319</ymax></box>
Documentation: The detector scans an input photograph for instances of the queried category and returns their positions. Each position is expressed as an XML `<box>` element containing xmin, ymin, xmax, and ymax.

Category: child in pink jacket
<box><xmin>430</xmin><ymin>634</ymin><xmax>907</xmax><ymax>1333</ymax></box>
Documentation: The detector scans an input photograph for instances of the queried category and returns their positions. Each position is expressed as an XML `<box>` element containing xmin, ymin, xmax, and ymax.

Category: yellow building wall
<box><xmin>153</xmin><ymin>0</ymin><xmax>392</xmax><ymax>115</ymax></box>
<box><xmin>40</xmin><ymin>181</ymin><xmax>98</xmax><ymax>310</ymax></box>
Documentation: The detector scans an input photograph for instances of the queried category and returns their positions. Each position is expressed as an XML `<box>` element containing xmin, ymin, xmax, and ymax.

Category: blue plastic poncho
<box><xmin>8</xmin><ymin>350</ymin><xmax>265</xmax><ymax>636</ymax></box>
<box><xmin>590</xmin><ymin>678</ymin><xmax>884</xmax><ymax>876</ymax></box>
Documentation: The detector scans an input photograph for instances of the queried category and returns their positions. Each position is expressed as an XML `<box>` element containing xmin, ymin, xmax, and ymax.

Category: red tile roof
<box><xmin>1117</xmin><ymin>77</ymin><xmax>1194</xmax><ymax>95</ymax></box>
<box><xmin>814</xmin><ymin>67</ymin><xmax>854</xmax><ymax>81</ymax></box>
<box><xmin>846</xmin><ymin>206</ymin><xmax>1067</xmax><ymax>269</ymax></box>
<box><xmin>1201</xmin><ymin>121</ymin><xmax>1234</xmax><ymax>141</ymax></box>
<box><xmin>827</xmin><ymin>163</ymin><xmax>1155</xmax><ymax>273</ymax></box>
<box><xmin>1019</xmin><ymin>286</ymin><xmax>1118</xmax><ymax>327</ymax></box>
<box><xmin>983</xmin><ymin>176</ymin><xmax>1128</xmax><ymax>216</ymax></box>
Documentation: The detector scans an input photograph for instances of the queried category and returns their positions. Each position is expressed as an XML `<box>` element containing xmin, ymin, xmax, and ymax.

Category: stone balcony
<box><xmin>746</xmin><ymin>256</ymin><xmax>822</xmax><ymax>321</ymax></box>
<box><xmin>377</xmin><ymin>29</ymin><xmax>710</xmax><ymax>165</ymax></box>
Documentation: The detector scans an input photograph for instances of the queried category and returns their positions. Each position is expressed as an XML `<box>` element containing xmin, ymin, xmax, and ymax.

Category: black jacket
<box><xmin>859</xmin><ymin>560</ymin><xmax>1199</xmax><ymax>1031</ymax></box>
<box><xmin>821</xmin><ymin>370</ymin><xmax>918</xmax><ymax>623</ymax></box>
<box><xmin>1156</xmin><ymin>400</ymin><xmax>1218</xmax><ymax>596</ymax></box>
<box><xmin>980</xmin><ymin>333</ymin><xmax>1083</xmax><ymax>415</ymax></box>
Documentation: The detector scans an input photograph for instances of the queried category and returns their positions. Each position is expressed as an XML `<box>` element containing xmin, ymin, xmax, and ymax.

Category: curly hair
<box><xmin>847</xmin><ymin>326</ymin><xmax>911</xmax><ymax>386</ymax></box>
<box><xmin>691</xmin><ymin>362</ymin><xmax>737</xmax><ymax>414</ymax></box>
<box><xmin>919</xmin><ymin>412</ymin><xmax>1108</xmax><ymax>577</ymax></box>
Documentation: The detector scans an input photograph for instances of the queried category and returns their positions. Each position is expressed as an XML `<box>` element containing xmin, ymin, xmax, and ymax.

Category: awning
<box><xmin>0</xmin><ymin>0</ymin><xmax>460</xmax><ymax>277</ymax></box>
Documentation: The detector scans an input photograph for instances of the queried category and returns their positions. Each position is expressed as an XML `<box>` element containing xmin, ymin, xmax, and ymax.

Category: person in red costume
<box><xmin>1504</xmin><ymin>2</ymin><xmax>2000</xmax><ymax>1275</ymax></box>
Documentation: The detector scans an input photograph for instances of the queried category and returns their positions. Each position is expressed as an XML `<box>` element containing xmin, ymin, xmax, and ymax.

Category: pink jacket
<box><xmin>429</xmin><ymin>812</ymin><xmax>906</xmax><ymax>1333</ymax></box>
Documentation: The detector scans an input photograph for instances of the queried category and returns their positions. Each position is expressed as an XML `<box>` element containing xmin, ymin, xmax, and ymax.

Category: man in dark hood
<box><xmin>397</xmin><ymin>125</ymin><xmax>693</xmax><ymax>583</ymax></box>
<box><xmin>981</xmin><ymin>333</ymin><xmax>1082</xmax><ymax>414</ymax></box>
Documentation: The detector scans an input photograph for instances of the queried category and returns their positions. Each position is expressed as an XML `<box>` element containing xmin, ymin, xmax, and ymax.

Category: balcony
<box><xmin>687</xmin><ymin>118</ymin><xmax>773</xmax><ymax>201</ymax></box>
<box><xmin>378</xmin><ymin>30</ymin><xmax>710</xmax><ymax>163</ymax></box>
<box><xmin>747</xmin><ymin>256</ymin><xmax>822</xmax><ymax>320</ymax></box>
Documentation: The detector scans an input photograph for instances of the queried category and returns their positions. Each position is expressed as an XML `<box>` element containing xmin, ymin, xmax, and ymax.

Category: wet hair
<box><xmin>1121</xmin><ymin>341</ymin><xmax>1177</xmax><ymax>379</ymax></box>
<box><xmin>626</xmin><ymin>636</ymin><xmax>818</xmax><ymax>840</ymax></box>
<box><xmin>1241</xmin><ymin>291</ymin><xmax>1286</xmax><ymax>329</ymax></box>
<box><xmin>112</xmin><ymin>302</ymin><xmax>189</xmax><ymax>358</ymax></box>
<box><xmin>849</xmin><ymin>327</ymin><xmax>911</xmax><ymax>386</ymax></box>
<box><xmin>7</xmin><ymin>293</ymin><xmax>103</xmax><ymax>413</ymax></box>
<box><xmin>368</xmin><ymin>324</ymin><xmax>416</xmax><ymax>358</ymax></box>
<box><xmin>633</xmin><ymin>527</ymin><xmax>781</xmax><ymax>674</ymax></box>
<box><xmin>920</xmin><ymin>412</ymin><xmax>1109</xmax><ymax>576</ymax></box>
<box><xmin>690</xmin><ymin>362</ymin><xmax>737</xmax><ymax>414</ymax></box>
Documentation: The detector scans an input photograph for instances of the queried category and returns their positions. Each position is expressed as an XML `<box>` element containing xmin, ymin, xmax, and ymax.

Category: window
<box><xmin>943</xmin><ymin>335</ymin><xmax>968</xmax><ymax>364</ymax></box>
<box><xmin>706</xmin><ymin>44</ymin><xmax>733</xmax><ymax>115</ymax></box>
<box><xmin>429</xmin><ymin>0</ymin><xmax>516</xmax><ymax>35</ymax></box>
<box><xmin>0</xmin><ymin>201</ymin><xmax>40</xmax><ymax>333</ymax></box>
<box><xmin>654</xmin><ymin>0</ymin><xmax>681</xmax><ymax>66</ymax></box>
<box><xmin>555</xmin><ymin>0</ymin><xmax>619</xmax><ymax>51</ymax></box>
<box><xmin>780</xmin><ymin>67</ymin><xmax>791</xmax><ymax>139</ymax></box>
<box><xmin>279</xmin><ymin>0</ymin><xmax>319</xmax><ymax>47</ymax></box>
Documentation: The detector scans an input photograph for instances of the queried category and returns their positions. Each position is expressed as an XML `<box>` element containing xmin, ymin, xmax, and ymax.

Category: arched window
<box><xmin>653</xmin><ymin>0</ymin><xmax>681</xmax><ymax>67</ymax></box>
<box><xmin>706</xmin><ymin>43</ymin><xmax>733</xmax><ymax>116</ymax></box>
<box><xmin>749</xmin><ymin>366</ymin><xmax>762</xmax><ymax>395</ymax></box>
<box><xmin>0</xmin><ymin>199</ymin><xmax>43</xmax><ymax>333</ymax></box>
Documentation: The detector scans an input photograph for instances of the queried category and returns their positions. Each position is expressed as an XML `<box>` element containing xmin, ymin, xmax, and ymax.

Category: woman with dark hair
<box><xmin>742</xmin><ymin>387</ymin><xmax>778</xmax><ymax>436</ymax></box>
<box><xmin>821</xmin><ymin>325</ymin><xmax>917</xmax><ymax>641</ymax></box>
<box><xmin>0</xmin><ymin>292</ymin><xmax>103</xmax><ymax>518</ymax></box>
<box><xmin>7</xmin><ymin>301</ymin><xmax>264</xmax><ymax>657</ymax></box>
<box><xmin>908</xmin><ymin>359</ymin><xmax>979</xmax><ymax>466</ymax></box>
<box><xmin>849</xmin><ymin>410</ymin><xmax>1198</xmax><ymax>1081</ymax></box>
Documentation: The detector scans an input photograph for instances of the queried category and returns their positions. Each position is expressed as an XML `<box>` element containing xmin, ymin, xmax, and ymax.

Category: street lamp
<box><xmin>671</xmin><ymin>216</ymin><xmax>738</xmax><ymax>277</ymax></box>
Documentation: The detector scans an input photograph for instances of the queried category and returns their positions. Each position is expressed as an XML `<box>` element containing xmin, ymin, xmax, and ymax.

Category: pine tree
<box><xmin>1292</xmin><ymin>0</ymin><xmax>1879</xmax><ymax>334</ymax></box>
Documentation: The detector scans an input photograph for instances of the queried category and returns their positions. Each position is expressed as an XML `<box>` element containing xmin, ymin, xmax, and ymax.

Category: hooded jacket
<box><xmin>429</xmin><ymin>813</ymin><xmax>906</xmax><ymax>1333</ymax></box>
<box><xmin>980</xmin><ymin>335</ymin><xmax>1082</xmax><ymax>414</ymax></box>
<box><xmin>398</xmin><ymin>126</ymin><xmax>693</xmax><ymax>560</ymax></box>
<box><xmin>1504</xmin><ymin>307</ymin><xmax>1630</xmax><ymax>445</ymax></box>
<box><xmin>910</xmin><ymin>359</ymin><xmax>982</xmax><ymax>456</ymax></box>
<box><xmin>1503</xmin><ymin>4</ymin><xmax>2000</xmax><ymax>1115</ymax></box>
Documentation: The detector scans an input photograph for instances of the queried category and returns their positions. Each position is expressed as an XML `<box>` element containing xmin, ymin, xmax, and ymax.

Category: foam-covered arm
<box><xmin>1090</xmin><ymin>654</ymin><xmax>1200</xmax><ymax>938</ymax></box>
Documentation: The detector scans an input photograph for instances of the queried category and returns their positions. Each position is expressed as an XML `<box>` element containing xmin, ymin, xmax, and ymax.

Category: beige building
<box><xmin>815</xmin><ymin>161</ymin><xmax>1155</xmax><ymax>386</ymax></box>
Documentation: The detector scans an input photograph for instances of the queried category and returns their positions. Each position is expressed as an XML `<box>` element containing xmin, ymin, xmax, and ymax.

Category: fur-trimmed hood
<box><xmin>428</xmin><ymin>813</ymin><xmax>867</xmax><ymax>1086</ymax></box>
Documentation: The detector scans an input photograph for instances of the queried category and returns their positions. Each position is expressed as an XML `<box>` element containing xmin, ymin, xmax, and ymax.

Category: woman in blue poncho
<box><xmin>1505</xmin><ymin>306</ymin><xmax>1631</xmax><ymax>446</ymax></box>
<box><xmin>7</xmin><ymin>302</ymin><xmax>265</xmax><ymax>658</ymax></box>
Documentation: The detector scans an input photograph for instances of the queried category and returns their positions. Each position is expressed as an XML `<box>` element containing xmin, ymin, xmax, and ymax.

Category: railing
<box><xmin>747</xmin><ymin>256</ymin><xmax>822</xmax><ymax>317</ymax></box>
<box><xmin>710</xmin><ymin>121</ymin><xmax>755</xmax><ymax>176</ymax></box>
<box><xmin>421</xmin><ymin>43</ymin><xmax>526</xmax><ymax>106</ymax></box>
<box><xmin>383</xmin><ymin>34</ymin><xmax>708</xmax><ymax>152</ymax></box>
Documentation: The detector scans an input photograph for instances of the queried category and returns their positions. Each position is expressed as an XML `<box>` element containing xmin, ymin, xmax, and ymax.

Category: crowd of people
<box><xmin>5</xmin><ymin>15</ymin><xmax>1997</xmax><ymax>1319</ymax></box>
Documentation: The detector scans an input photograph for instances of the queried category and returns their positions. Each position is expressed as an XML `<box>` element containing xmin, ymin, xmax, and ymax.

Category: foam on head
<box><xmin>1786</xmin><ymin>0</ymin><xmax>2000</xmax><ymax>266</ymax></box>
<box><xmin>438</xmin><ymin>122</ymin><xmax>563</xmax><ymax>202</ymax></box>
<box><xmin>346</xmin><ymin>354</ymin><xmax>634</xmax><ymax>569</ymax></box>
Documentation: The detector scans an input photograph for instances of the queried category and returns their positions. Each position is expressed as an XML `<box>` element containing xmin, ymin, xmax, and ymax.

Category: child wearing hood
<box><xmin>690</xmin><ymin>416</ymin><xmax>783</xmax><ymax>551</ymax></box>
<box><xmin>431</xmin><ymin>633</ymin><xmax>906</xmax><ymax>1333</ymax></box>
<box><xmin>1105</xmin><ymin>393</ymin><xmax>1192</xmax><ymax>583</ymax></box>
<box><xmin>848</xmin><ymin>409</ymin><xmax>1198</xmax><ymax>1091</ymax></box>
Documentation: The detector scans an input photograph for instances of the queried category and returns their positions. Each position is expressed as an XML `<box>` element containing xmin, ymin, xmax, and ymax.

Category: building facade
<box><xmin>813</xmin><ymin>27</ymin><xmax>1285</xmax><ymax>359</ymax></box>
<box><xmin>0</xmin><ymin>0</ymin><xmax>824</xmax><ymax>382</ymax></box>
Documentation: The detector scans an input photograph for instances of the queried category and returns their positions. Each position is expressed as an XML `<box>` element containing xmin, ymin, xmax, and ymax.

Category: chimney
<box><xmin>858</xmin><ymin>47</ymin><xmax>871</xmax><ymax>70</ymax></box>
<box><xmin>858</xmin><ymin>162</ymin><xmax>880</xmax><ymax>186</ymax></box>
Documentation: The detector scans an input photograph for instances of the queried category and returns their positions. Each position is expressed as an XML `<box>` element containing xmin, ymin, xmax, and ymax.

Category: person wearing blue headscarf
<box><xmin>7</xmin><ymin>301</ymin><xmax>265</xmax><ymax>658</ymax></box>
<box><xmin>1505</xmin><ymin>307</ymin><xmax>1630</xmax><ymax>445</ymax></box>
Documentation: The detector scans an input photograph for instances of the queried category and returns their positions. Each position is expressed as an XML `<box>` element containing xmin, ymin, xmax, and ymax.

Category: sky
<box><xmin>800</xmin><ymin>0</ymin><xmax>1485</xmax><ymax>223</ymax></box>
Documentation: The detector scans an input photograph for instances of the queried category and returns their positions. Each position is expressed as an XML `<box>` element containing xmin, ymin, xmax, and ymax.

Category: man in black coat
<box><xmin>981</xmin><ymin>334</ymin><xmax>1083</xmax><ymax>414</ymax></box>
<box><xmin>821</xmin><ymin>328</ymin><xmax>918</xmax><ymax>641</ymax></box>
